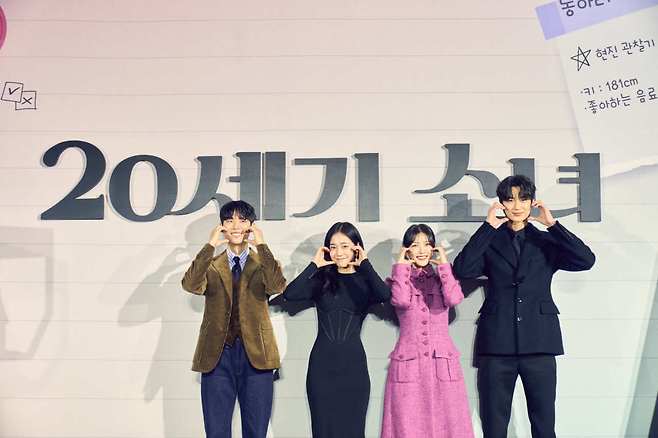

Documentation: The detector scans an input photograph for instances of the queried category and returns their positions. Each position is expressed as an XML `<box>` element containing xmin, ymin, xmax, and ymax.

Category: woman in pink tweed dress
<box><xmin>381</xmin><ymin>224</ymin><xmax>474</xmax><ymax>438</ymax></box>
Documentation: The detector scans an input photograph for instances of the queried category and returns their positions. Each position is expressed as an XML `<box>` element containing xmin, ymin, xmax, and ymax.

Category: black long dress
<box><xmin>283</xmin><ymin>259</ymin><xmax>391</xmax><ymax>438</ymax></box>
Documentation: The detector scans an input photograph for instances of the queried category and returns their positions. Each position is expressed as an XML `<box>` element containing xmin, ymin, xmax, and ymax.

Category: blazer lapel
<box><xmin>210</xmin><ymin>251</ymin><xmax>233</xmax><ymax>302</ymax></box>
<box><xmin>490</xmin><ymin>227</ymin><xmax>518</xmax><ymax>269</ymax></box>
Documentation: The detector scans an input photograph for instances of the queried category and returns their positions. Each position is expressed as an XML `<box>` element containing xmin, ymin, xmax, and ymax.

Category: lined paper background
<box><xmin>0</xmin><ymin>1</ymin><xmax>656</xmax><ymax>437</ymax></box>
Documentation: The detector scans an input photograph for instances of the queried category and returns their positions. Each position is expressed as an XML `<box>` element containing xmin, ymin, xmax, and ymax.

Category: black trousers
<box><xmin>477</xmin><ymin>354</ymin><xmax>556</xmax><ymax>438</ymax></box>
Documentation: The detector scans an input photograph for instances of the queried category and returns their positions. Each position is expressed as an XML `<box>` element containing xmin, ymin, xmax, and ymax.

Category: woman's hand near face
<box><xmin>349</xmin><ymin>245</ymin><xmax>368</xmax><ymax>267</ymax></box>
<box><xmin>430</xmin><ymin>245</ymin><xmax>448</xmax><ymax>265</ymax></box>
<box><xmin>397</xmin><ymin>246</ymin><xmax>413</xmax><ymax>265</ymax></box>
<box><xmin>312</xmin><ymin>246</ymin><xmax>335</xmax><ymax>268</ymax></box>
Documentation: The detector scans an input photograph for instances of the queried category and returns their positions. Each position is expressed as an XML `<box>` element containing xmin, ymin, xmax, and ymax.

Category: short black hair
<box><xmin>496</xmin><ymin>175</ymin><xmax>536</xmax><ymax>202</ymax></box>
<box><xmin>402</xmin><ymin>224</ymin><xmax>436</xmax><ymax>248</ymax></box>
<box><xmin>219</xmin><ymin>200</ymin><xmax>257</xmax><ymax>223</ymax></box>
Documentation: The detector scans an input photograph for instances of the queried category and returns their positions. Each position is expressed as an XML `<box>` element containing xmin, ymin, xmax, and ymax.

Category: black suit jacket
<box><xmin>453</xmin><ymin>221</ymin><xmax>595</xmax><ymax>356</ymax></box>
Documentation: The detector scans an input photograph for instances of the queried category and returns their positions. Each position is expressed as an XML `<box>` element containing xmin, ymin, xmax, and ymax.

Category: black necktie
<box><xmin>512</xmin><ymin>233</ymin><xmax>522</xmax><ymax>258</ymax></box>
<box><xmin>232</xmin><ymin>256</ymin><xmax>242</xmax><ymax>289</ymax></box>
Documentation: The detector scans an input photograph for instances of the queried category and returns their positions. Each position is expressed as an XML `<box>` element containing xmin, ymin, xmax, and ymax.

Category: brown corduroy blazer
<box><xmin>181</xmin><ymin>243</ymin><xmax>286</xmax><ymax>372</ymax></box>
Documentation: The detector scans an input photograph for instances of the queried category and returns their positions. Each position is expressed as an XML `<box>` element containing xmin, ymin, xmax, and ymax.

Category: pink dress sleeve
<box><xmin>388</xmin><ymin>263</ymin><xmax>414</xmax><ymax>309</ymax></box>
<box><xmin>435</xmin><ymin>263</ymin><xmax>464</xmax><ymax>307</ymax></box>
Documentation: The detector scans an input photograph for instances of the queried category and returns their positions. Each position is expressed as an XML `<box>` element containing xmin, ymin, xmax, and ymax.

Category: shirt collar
<box><xmin>227</xmin><ymin>246</ymin><xmax>249</xmax><ymax>269</ymax></box>
<box><xmin>506</xmin><ymin>225</ymin><xmax>526</xmax><ymax>239</ymax></box>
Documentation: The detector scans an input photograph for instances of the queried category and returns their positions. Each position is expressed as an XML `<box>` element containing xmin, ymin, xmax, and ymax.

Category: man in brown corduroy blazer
<box><xmin>181</xmin><ymin>200</ymin><xmax>286</xmax><ymax>438</ymax></box>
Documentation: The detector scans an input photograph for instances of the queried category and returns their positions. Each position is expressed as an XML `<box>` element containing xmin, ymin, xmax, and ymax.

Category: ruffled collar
<box><xmin>410</xmin><ymin>264</ymin><xmax>435</xmax><ymax>278</ymax></box>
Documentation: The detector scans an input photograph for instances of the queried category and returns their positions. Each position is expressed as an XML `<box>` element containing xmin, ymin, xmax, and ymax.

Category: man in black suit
<box><xmin>453</xmin><ymin>175</ymin><xmax>595</xmax><ymax>438</ymax></box>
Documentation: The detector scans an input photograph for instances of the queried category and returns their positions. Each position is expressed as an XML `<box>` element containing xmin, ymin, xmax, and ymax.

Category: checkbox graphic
<box><xmin>1</xmin><ymin>82</ymin><xmax>24</xmax><ymax>103</ymax></box>
<box><xmin>15</xmin><ymin>90</ymin><xmax>37</xmax><ymax>110</ymax></box>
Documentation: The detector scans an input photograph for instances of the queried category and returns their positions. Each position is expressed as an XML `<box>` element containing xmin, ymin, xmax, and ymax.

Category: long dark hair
<box><xmin>315</xmin><ymin>222</ymin><xmax>364</xmax><ymax>296</ymax></box>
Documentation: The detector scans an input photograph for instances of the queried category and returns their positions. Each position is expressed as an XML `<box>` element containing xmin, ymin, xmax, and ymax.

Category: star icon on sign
<box><xmin>570</xmin><ymin>46</ymin><xmax>591</xmax><ymax>71</ymax></box>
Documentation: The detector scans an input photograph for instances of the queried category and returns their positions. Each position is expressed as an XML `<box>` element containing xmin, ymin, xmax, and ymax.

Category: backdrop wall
<box><xmin>0</xmin><ymin>1</ymin><xmax>656</xmax><ymax>437</ymax></box>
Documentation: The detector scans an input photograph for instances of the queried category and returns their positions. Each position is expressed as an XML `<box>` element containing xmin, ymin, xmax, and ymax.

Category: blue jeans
<box><xmin>201</xmin><ymin>338</ymin><xmax>274</xmax><ymax>438</ymax></box>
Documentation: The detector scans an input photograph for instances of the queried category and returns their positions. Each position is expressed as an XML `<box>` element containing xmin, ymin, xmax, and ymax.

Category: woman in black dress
<box><xmin>283</xmin><ymin>222</ymin><xmax>391</xmax><ymax>438</ymax></box>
